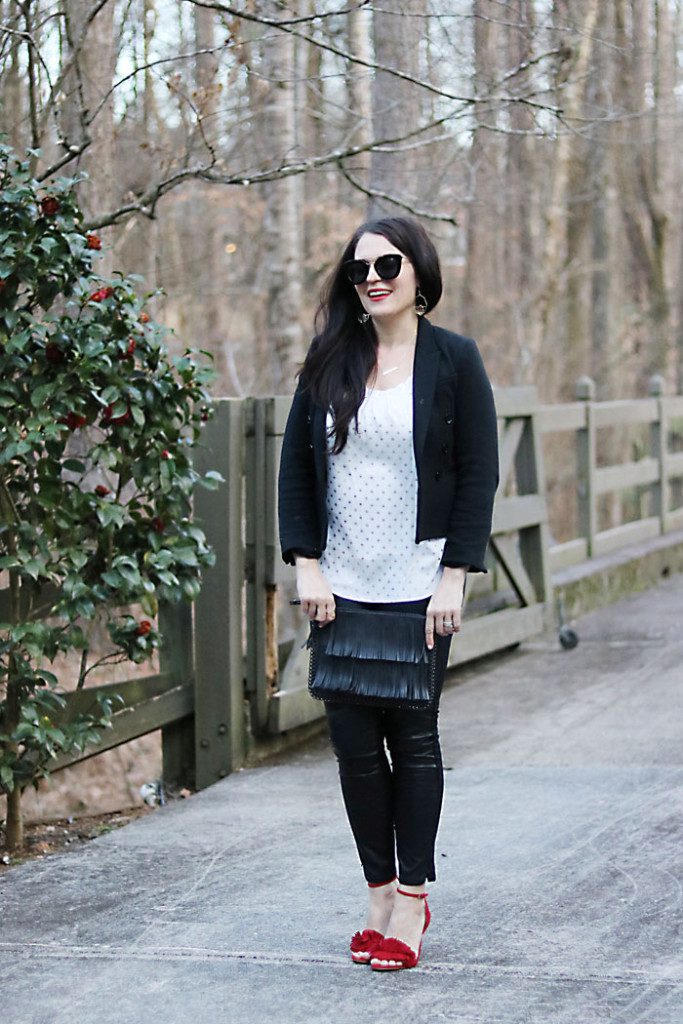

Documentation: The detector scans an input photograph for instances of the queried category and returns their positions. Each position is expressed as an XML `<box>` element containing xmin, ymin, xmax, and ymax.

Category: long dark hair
<box><xmin>298</xmin><ymin>216</ymin><xmax>442</xmax><ymax>455</ymax></box>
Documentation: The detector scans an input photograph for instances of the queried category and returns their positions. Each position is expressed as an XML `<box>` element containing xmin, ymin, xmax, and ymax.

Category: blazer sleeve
<box><xmin>440</xmin><ymin>338</ymin><xmax>499</xmax><ymax>573</ymax></box>
<box><xmin>277</xmin><ymin>375</ymin><xmax>322</xmax><ymax>566</ymax></box>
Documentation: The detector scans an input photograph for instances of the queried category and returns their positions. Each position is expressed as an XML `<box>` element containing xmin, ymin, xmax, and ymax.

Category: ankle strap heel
<box><xmin>396</xmin><ymin>887</ymin><xmax>428</xmax><ymax>898</ymax></box>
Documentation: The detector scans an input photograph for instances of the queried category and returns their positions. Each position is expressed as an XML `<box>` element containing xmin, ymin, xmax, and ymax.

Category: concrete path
<box><xmin>2</xmin><ymin>575</ymin><xmax>683</xmax><ymax>1024</ymax></box>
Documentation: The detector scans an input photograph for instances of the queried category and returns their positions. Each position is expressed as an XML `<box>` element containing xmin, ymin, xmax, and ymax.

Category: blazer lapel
<box><xmin>412</xmin><ymin>315</ymin><xmax>440</xmax><ymax>467</ymax></box>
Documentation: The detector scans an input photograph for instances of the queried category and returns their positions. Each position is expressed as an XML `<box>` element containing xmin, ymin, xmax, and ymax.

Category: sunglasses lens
<box><xmin>375</xmin><ymin>254</ymin><xmax>402</xmax><ymax>280</ymax></box>
<box><xmin>345</xmin><ymin>260</ymin><xmax>369</xmax><ymax>285</ymax></box>
<box><xmin>345</xmin><ymin>254</ymin><xmax>403</xmax><ymax>284</ymax></box>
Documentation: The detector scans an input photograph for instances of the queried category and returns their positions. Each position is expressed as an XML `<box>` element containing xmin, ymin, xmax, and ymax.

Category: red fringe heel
<box><xmin>370</xmin><ymin>888</ymin><xmax>430</xmax><ymax>971</ymax></box>
<box><xmin>350</xmin><ymin>876</ymin><xmax>397</xmax><ymax>964</ymax></box>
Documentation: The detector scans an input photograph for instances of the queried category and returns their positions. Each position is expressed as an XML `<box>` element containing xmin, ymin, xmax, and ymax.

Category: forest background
<box><xmin>1</xmin><ymin>0</ymin><xmax>682</xmax><ymax>824</ymax></box>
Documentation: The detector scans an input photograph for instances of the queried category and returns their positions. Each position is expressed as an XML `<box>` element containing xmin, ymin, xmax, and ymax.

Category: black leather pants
<box><xmin>324</xmin><ymin>594</ymin><xmax>453</xmax><ymax>887</ymax></box>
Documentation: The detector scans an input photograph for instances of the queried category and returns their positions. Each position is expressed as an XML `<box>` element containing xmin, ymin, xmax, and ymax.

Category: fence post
<box><xmin>512</xmin><ymin>391</ymin><xmax>553</xmax><ymax>625</ymax></box>
<box><xmin>159</xmin><ymin>597</ymin><xmax>195</xmax><ymax>792</ymax></box>
<box><xmin>192</xmin><ymin>398</ymin><xmax>247</xmax><ymax>788</ymax></box>
<box><xmin>575</xmin><ymin>376</ymin><xmax>596</xmax><ymax>558</ymax></box>
<box><xmin>649</xmin><ymin>374</ymin><xmax>666</xmax><ymax>534</ymax></box>
<box><xmin>244</xmin><ymin>397</ymin><xmax>274</xmax><ymax>737</ymax></box>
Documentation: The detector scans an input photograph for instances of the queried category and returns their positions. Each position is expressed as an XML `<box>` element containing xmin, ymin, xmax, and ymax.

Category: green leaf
<box><xmin>36</xmin><ymin>669</ymin><xmax>59</xmax><ymax>686</ymax></box>
<box><xmin>101</xmin><ymin>570</ymin><xmax>121</xmax><ymax>587</ymax></box>
<box><xmin>30</xmin><ymin>383</ymin><xmax>54</xmax><ymax>408</ymax></box>
<box><xmin>62</xmin><ymin>458</ymin><xmax>86</xmax><ymax>473</ymax></box>
<box><xmin>96</xmin><ymin>502</ymin><xmax>125</xmax><ymax>528</ymax></box>
<box><xmin>171</xmin><ymin>546</ymin><xmax>199</xmax><ymax>567</ymax></box>
<box><xmin>199</xmin><ymin>470</ymin><xmax>225</xmax><ymax>490</ymax></box>
<box><xmin>22</xmin><ymin>557</ymin><xmax>45</xmax><ymax>580</ymax></box>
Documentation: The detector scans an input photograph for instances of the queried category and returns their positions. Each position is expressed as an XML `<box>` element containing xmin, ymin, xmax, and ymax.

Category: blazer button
<box><xmin>445</xmin><ymin>414</ymin><xmax>453</xmax><ymax>424</ymax></box>
<box><xmin>309</xmin><ymin>443</ymin><xmax>314</xmax><ymax>449</ymax></box>
<box><xmin>435</xmin><ymin>469</ymin><xmax>442</xmax><ymax>481</ymax></box>
<box><xmin>306</xmin><ymin>414</ymin><xmax>311</xmax><ymax>423</ymax></box>
<box><xmin>441</xmin><ymin>443</ymin><xmax>448</xmax><ymax>455</ymax></box>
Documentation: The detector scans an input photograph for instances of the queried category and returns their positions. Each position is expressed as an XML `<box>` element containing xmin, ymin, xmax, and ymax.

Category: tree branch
<box><xmin>81</xmin><ymin>105</ymin><xmax>466</xmax><ymax>229</ymax></box>
<box><xmin>338</xmin><ymin>162</ymin><xmax>459</xmax><ymax>227</ymax></box>
<box><xmin>183</xmin><ymin>0</ymin><xmax>564</xmax><ymax>117</ymax></box>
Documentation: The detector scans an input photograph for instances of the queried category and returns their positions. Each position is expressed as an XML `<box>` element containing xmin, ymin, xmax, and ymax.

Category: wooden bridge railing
<box><xmin>540</xmin><ymin>375</ymin><xmax>683</xmax><ymax>572</ymax></box>
<box><xmin>4</xmin><ymin>380</ymin><xmax>683</xmax><ymax>795</ymax></box>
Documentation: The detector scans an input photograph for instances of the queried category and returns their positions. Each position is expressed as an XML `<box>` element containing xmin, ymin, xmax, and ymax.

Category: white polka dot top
<box><xmin>317</xmin><ymin>372</ymin><xmax>446</xmax><ymax>602</ymax></box>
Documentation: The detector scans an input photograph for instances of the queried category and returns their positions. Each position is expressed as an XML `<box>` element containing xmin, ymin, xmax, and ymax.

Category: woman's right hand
<box><xmin>295</xmin><ymin>558</ymin><xmax>336</xmax><ymax>626</ymax></box>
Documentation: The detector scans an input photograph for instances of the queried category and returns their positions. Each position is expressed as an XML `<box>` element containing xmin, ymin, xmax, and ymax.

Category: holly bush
<box><xmin>0</xmin><ymin>142</ymin><xmax>222</xmax><ymax>845</ymax></box>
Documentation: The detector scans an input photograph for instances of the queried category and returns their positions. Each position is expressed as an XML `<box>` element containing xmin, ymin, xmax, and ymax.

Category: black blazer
<box><xmin>277</xmin><ymin>315</ymin><xmax>499</xmax><ymax>573</ymax></box>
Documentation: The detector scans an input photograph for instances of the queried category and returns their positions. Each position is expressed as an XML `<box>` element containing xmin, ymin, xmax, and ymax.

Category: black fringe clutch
<box><xmin>305</xmin><ymin>606</ymin><xmax>438</xmax><ymax>710</ymax></box>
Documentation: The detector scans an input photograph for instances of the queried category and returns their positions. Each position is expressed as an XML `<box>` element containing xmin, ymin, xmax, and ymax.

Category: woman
<box><xmin>278</xmin><ymin>216</ymin><xmax>499</xmax><ymax>971</ymax></box>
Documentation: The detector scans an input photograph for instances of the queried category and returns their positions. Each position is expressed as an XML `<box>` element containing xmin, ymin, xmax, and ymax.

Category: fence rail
<box><xmin>541</xmin><ymin>375</ymin><xmax>683</xmax><ymax>572</ymax></box>
<box><xmin>4</xmin><ymin>378</ymin><xmax>683</xmax><ymax>794</ymax></box>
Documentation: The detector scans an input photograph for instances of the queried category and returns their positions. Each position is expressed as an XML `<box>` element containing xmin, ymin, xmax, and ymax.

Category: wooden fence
<box><xmin>539</xmin><ymin>375</ymin><xmax>683</xmax><ymax>571</ymax></box>
<box><xmin>4</xmin><ymin>379</ymin><xmax>683</xmax><ymax>793</ymax></box>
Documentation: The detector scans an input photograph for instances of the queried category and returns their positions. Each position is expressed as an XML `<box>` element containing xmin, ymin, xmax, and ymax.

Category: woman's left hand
<box><xmin>425</xmin><ymin>567</ymin><xmax>467</xmax><ymax>649</ymax></box>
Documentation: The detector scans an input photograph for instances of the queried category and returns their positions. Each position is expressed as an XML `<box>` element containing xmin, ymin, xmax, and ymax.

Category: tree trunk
<box><xmin>369</xmin><ymin>0</ymin><xmax>423</xmax><ymax>217</ymax></box>
<box><xmin>613</xmin><ymin>0</ymin><xmax>670</xmax><ymax>388</ymax></box>
<box><xmin>523</xmin><ymin>0</ymin><xmax>599</xmax><ymax>392</ymax></box>
<box><xmin>587</xmin><ymin>2</ymin><xmax>612</xmax><ymax>392</ymax></box>
<box><xmin>1</xmin><ymin>0</ymin><xmax>26</xmax><ymax>153</ymax></box>
<box><xmin>4</xmin><ymin>650</ymin><xmax>22</xmax><ymax>853</ymax></box>
<box><xmin>503</xmin><ymin>1</ymin><xmax>537</xmax><ymax>385</ymax></box>
<box><xmin>254</xmin><ymin>1</ymin><xmax>304</xmax><ymax>392</ymax></box>
<box><xmin>0</xmin><ymin>479</ymin><xmax>22</xmax><ymax>852</ymax></box>
<box><xmin>192</xmin><ymin>3</ymin><xmax>227</xmax><ymax>388</ymax></box>
<box><xmin>461</xmin><ymin>1</ymin><xmax>503</xmax><ymax>348</ymax></box>
<box><xmin>345</xmin><ymin>3</ymin><xmax>372</xmax><ymax>198</ymax></box>
<box><xmin>58</xmin><ymin>0</ymin><xmax>117</xmax><ymax>273</ymax></box>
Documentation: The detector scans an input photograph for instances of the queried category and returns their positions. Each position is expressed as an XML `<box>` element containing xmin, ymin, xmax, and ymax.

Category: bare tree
<box><xmin>253</xmin><ymin>0</ymin><xmax>304</xmax><ymax>391</ymax></box>
<box><xmin>461</xmin><ymin>1</ymin><xmax>504</xmax><ymax>350</ymax></box>
<box><xmin>613</xmin><ymin>0</ymin><xmax>670</xmax><ymax>388</ymax></box>
<box><xmin>369</xmin><ymin>0</ymin><xmax>424</xmax><ymax>218</ymax></box>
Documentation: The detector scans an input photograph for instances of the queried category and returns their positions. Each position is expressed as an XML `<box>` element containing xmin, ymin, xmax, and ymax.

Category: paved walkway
<box><xmin>2</xmin><ymin>576</ymin><xmax>683</xmax><ymax>1024</ymax></box>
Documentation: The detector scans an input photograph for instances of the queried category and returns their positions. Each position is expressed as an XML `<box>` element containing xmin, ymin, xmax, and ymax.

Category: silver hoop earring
<box><xmin>357</xmin><ymin>310</ymin><xmax>371</xmax><ymax>324</ymax></box>
<box><xmin>415</xmin><ymin>290</ymin><xmax>428</xmax><ymax>316</ymax></box>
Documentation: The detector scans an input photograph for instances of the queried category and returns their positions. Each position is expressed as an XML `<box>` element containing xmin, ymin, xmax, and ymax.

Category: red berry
<box><xmin>200</xmin><ymin>408</ymin><xmax>210</xmax><ymax>422</ymax></box>
<box><xmin>136</xmin><ymin>620</ymin><xmax>152</xmax><ymax>637</ymax></box>
<box><xmin>139</xmin><ymin>312</ymin><xmax>150</xmax><ymax>323</ymax></box>
<box><xmin>40</xmin><ymin>196</ymin><xmax>60</xmax><ymax>216</ymax></box>
<box><xmin>86</xmin><ymin>233</ymin><xmax>102</xmax><ymax>250</ymax></box>
<box><xmin>151</xmin><ymin>516</ymin><xmax>165</xmax><ymax>533</ymax></box>
<box><xmin>59</xmin><ymin>411</ymin><xmax>88</xmax><ymax>430</ymax></box>
<box><xmin>95</xmin><ymin>485</ymin><xmax>110</xmax><ymax>496</ymax></box>
<box><xmin>102</xmin><ymin>402</ymin><xmax>131</xmax><ymax>425</ymax></box>
<box><xmin>161</xmin><ymin>449</ymin><xmax>171</xmax><ymax>460</ymax></box>
<box><xmin>118</xmin><ymin>337</ymin><xmax>136</xmax><ymax>360</ymax></box>
<box><xmin>89</xmin><ymin>286</ymin><xmax>114</xmax><ymax>303</ymax></box>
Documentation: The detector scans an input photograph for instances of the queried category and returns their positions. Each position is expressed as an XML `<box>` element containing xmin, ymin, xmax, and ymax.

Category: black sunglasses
<box><xmin>343</xmin><ymin>253</ymin><xmax>409</xmax><ymax>285</ymax></box>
